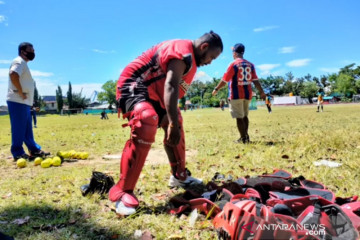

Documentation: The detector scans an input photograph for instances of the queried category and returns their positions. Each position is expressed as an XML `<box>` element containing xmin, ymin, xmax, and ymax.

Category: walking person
<box><xmin>265</xmin><ymin>93</ymin><xmax>273</xmax><ymax>113</ymax></box>
<box><xmin>212</xmin><ymin>43</ymin><xmax>265</xmax><ymax>143</ymax></box>
<box><xmin>317</xmin><ymin>88</ymin><xmax>325</xmax><ymax>112</ymax></box>
<box><xmin>30</xmin><ymin>104</ymin><xmax>37</xmax><ymax>127</ymax></box>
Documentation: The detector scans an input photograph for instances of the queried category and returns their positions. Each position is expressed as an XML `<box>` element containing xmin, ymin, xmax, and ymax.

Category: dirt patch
<box><xmin>65</xmin><ymin>148</ymin><xmax>198</xmax><ymax>166</ymax></box>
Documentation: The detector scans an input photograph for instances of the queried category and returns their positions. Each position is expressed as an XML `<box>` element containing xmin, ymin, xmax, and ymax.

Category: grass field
<box><xmin>0</xmin><ymin>103</ymin><xmax>360</xmax><ymax>239</ymax></box>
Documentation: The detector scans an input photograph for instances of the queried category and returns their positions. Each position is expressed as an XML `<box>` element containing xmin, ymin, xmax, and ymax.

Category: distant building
<box><xmin>42</xmin><ymin>96</ymin><xmax>58</xmax><ymax>111</ymax></box>
<box><xmin>0</xmin><ymin>105</ymin><xmax>8</xmax><ymax>115</ymax></box>
<box><xmin>42</xmin><ymin>96</ymin><xmax>66</xmax><ymax>111</ymax></box>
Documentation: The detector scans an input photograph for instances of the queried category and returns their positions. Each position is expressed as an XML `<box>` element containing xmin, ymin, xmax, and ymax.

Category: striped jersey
<box><xmin>222</xmin><ymin>58</ymin><xmax>258</xmax><ymax>100</ymax></box>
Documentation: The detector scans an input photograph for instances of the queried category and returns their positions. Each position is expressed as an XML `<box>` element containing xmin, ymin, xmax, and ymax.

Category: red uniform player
<box><xmin>109</xmin><ymin>31</ymin><xmax>223</xmax><ymax>215</ymax></box>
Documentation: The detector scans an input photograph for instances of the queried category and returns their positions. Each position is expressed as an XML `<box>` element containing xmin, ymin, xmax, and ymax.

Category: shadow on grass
<box><xmin>248</xmin><ymin>140</ymin><xmax>286</xmax><ymax>146</ymax></box>
<box><xmin>0</xmin><ymin>204</ymin><xmax>132</xmax><ymax>240</ymax></box>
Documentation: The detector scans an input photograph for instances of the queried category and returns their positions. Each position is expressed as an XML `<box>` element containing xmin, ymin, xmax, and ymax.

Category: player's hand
<box><xmin>212</xmin><ymin>89</ymin><xmax>217</xmax><ymax>96</ymax></box>
<box><xmin>166</xmin><ymin>122</ymin><xmax>181</xmax><ymax>146</ymax></box>
<box><xmin>19</xmin><ymin>92</ymin><xmax>27</xmax><ymax>100</ymax></box>
<box><xmin>260</xmin><ymin>92</ymin><xmax>266</xmax><ymax>100</ymax></box>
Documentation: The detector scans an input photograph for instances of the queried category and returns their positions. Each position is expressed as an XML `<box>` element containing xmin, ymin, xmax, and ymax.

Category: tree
<box><xmin>56</xmin><ymin>86</ymin><xmax>64</xmax><ymax>112</ymax></box>
<box><xmin>292</xmin><ymin>77</ymin><xmax>304</xmax><ymax>96</ymax></box>
<box><xmin>190</xmin><ymin>96</ymin><xmax>201</xmax><ymax>105</ymax></box>
<box><xmin>259</xmin><ymin>75</ymin><xmax>285</xmax><ymax>95</ymax></box>
<box><xmin>179</xmin><ymin>97</ymin><xmax>186</xmax><ymax>109</ymax></box>
<box><xmin>71</xmin><ymin>92</ymin><xmax>89</xmax><ymax>109</ymax></box>
<box><xmin>320</xmin><ymin>75</ymin><xmax>329</xmax><ymax>88</ymax></box>
<box><xmin>300</xmin><ymin>81</ymin><xmax>318</xmax><ymax>103</ymax></box>
<box><xmin>67</xmin><ymin>82</ymin><xmax>73</xmax><ymax>109</ymax></box>
<box><xmin>335</xmin><ymin>73</ymin><xmax>357</xmax><ymax>97</ymax></box>
<box><xmin>97</xmin><ymin>80</ymin><xmax>117</xmax><ymax>109</ymax></box>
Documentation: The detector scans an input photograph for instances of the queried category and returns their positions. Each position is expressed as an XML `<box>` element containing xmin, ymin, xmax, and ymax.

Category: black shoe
<box><xmin>14</xmin><ymin>154</ymin><xmax>30</xmax><ymax>161</ymax></box>
<box><xmin>29</xmin><ymin>150</ymin><xmax>50</xmax><ymax>160</ymax></box>
<box><xmin>245</xmin><ymin>135</ymin><xmax>250</xmax><ymax>143</ymax></box>
<box><xmin>235</xmin><ymin>137</ymin><xmax>248</xmax><ymax>144</ymax></box>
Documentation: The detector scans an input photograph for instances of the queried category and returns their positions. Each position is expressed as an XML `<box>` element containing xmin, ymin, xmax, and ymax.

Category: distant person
<box><xmin>317</xmin><ymin>89</ymin><xmax>325</xmax><ymax>112</ymax></box>
<box><xmin>220</xmin><ymin>99</ymin><xmax>225</xmax><ymax>111</ymax></box>
<box><xmin>30</xmin><ymin>104</ymin><xmax>37</xmax><ymax>127</ymax></box>
<box><xmin>265</xmin><ymin>93</ymin><xmax>273</xmax><ymax>113</ymax></box>
<box><xmin>212</xmin><ymin>43</ymin><xmax>265</xmax><ymax>143</ymax></box>
<box><xmin>109</xmin><ymin>31</ymin><xmax>223</xmax><ymax>215</ymax></box>
<box><xmin>101</xmin><ymin>109</ymin><xmax>109</xmax><ymax>119</ymax></box>
<box><xmin>6</xmin><ymin>42</ymin><xmax>50</xmax><ymax>160</ymax></box>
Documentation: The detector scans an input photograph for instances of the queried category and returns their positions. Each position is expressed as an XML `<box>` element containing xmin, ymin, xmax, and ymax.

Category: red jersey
<box><xmin>116</xmin><ymin>39</ymin><xmax>197</xmax><ymax>112</ymax></box>
<box><xmin>222</xmin><ymin>58</ymin><xmax>258</xmax><ymax>100</ymax></box>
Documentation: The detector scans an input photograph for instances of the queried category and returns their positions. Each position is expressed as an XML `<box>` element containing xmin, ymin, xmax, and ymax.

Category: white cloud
<box><xmin>257</xmin><ymin>64</ymin><xmax>281</xmax><ymax>71</ymax></box>
<box><xmin>0</xmin><ymin>15</ymin><xmax>6</xmax><ymax>23</ymax></box>
<box><xmin>92</xmin><ymin>49</ymin><xmax>116</xmax><ymax>54</ymax></box>
<box><xmin>257</xmin><ymin>63</ymin><xmax>281</xmax><ymax>76</ymax></box>
<box><xmin>319</xmin><ymin>67</ymin><xmax>339</xmax><ymax>74</ymax></box>
<box><xmin>286</xmin><ymin>59</ymin><xmax>311</xmax><ymax>67</ymax></box>
<box><xmin>0</xmin><ymin>68</ymin><xmax>8</xmax><ymax>82</ymax></box>
<box><xmin>0</xmin><ymin>60</ymin><xmax>11</xmax><ymax>64</ymax></box>
<box><xmin>253</xmin><ymin>25</ymin><xmax>279</xmax><ymax>32</ymax></box>
<box><xmin>194</xmin><ymin>71</ymin><xmax>212</xmax><ymax>82</ymax></box>
<box><xmin>278</xmin><ymin>46</ymin><xmax>295</xmax><ymax>54</ymax></box>
<box><xmin>30</xmin><ymin>70</ymin><xmax>54</xmax><ymax>77</ymax></box>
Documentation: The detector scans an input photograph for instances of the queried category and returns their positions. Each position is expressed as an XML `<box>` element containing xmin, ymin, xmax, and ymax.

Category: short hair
<box><xmin>18</xmin><ymin>42</ymin><xmax>33</xmax><ymax>55</ymax></box>
<box><xmin>198</xmin><ymin>31</ymin><xmax>223</xmax><ymax>52</ymax></box>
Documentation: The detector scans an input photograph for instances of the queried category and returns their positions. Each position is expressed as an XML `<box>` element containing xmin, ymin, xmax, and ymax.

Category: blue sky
<box><xmin>1</xmin><ymin>0</ymin><xmax>359</xmax><ymax>105</ymax></box>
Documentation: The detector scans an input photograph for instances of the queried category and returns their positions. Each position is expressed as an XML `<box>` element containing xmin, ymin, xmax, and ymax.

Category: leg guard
<box><xmin>109</xmin><ymin>101</ymin><xmax>158</xmax><ymax>206</ymax></box>
<box><xmin>162</xmin><ymin>109</ymin><xmax>187</xmax><ymax>181</ymax></box>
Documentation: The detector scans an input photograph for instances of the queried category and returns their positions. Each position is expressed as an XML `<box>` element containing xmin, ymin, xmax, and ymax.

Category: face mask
<box><xmin>25</xmin><ymin>51</ymin><xmax>35</xmax><ymax>61</ymax></box>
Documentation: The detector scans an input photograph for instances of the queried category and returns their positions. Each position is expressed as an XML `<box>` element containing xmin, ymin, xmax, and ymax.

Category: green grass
<box><xmin>0</xmin><ymin>104</ymin><xmax>360</xmax><ymax>239</ymax></box>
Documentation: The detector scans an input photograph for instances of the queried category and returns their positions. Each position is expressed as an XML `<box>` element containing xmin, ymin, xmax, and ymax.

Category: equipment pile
<box><xmin>169</xmin><ymin>170</ymin><xmax>360</xmax><ymax>240</ymax></box>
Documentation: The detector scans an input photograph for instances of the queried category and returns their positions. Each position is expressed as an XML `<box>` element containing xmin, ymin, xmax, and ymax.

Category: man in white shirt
<box><xmin>7</xmin><ymin>42</ymin><xmax>49</xmax><ymax>160</ymax></box>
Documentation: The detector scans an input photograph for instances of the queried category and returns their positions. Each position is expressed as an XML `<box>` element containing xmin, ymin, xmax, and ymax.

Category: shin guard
<box><xmin>162</xmin><ymin>110</ymin><xmax>187</xmax><ymax>181</ymax></box>
<box><xmin>109</xmin><ymin>102</ymin><xmax>158</xmax><ymax>206</ymax></box>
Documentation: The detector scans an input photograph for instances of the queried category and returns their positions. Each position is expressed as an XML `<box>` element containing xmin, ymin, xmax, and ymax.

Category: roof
<box><xmin>42</xmin><ymin>96</ymin><xmax>56</xmax><ymax>101</ymax></box>
<box><xmin>42</xmin><ymin>96</ymin><xmax>65</xmax><ymax>102</ymax></box>
<box><xmin>0</xmin><ymin>105</ymin><xmax>8</xmax><ymax>111</ymax></box>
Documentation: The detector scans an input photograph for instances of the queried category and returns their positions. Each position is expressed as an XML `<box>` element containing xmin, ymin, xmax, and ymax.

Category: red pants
<box><xmin>109</xmin><ymin>101</ymin><xmax>187</xmax><ymax>207</ymax></box>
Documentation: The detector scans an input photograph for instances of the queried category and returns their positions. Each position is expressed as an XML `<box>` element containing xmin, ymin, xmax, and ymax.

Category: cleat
<box><xmin>234</xmin><ymin>136</ymin><xmax>249</xmax><ymax>144</ymax></box>
<box><xmin>29</xmin><ymin>150</ymin><xmax>50</xmax><ymax>160</ymax></box>
<box><xmin>115</xmin><ymin>201</ymin><xmax>136</xmax><ymax>216</ymax></box>
<box><xmin>14</xmin><ymin>153</ymin><xmax>30</xmax><ymax>161</ymax></box>
<box><xmin>169</xmin><ymin>175</ymin><xmax>202</xmax><ymax>188</ymax></box>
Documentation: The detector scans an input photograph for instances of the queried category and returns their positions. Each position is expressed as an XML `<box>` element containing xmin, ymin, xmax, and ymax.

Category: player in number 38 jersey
<box><xmin>212</xmin><ymin>43</ymin><xmax>265</xmax><ymax>144</ymax></box>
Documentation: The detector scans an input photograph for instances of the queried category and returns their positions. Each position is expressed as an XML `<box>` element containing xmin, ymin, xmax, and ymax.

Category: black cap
<box><xmin>233</xmin><ymin>43</ymin><xmax>245</xmax><ymax>54</ymax></box>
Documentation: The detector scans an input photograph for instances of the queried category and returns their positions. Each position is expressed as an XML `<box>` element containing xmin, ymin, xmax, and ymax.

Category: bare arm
<box><xmin>164</xmin><ymin>59</ymin><xmax>186</xmax><ymax>125</ymax></box>
<box><xmin>164</xmin><ymin>59</ymin><xmax>186</xmax><ymax>145</ymax></box>
<box><xmin>9</xmin><ymin>71</ymin><xmax>27</xmax><ymax>100</ymax></box>
<box><xmin>212</xmin><ymin>80</ymin><xmax>227</xmax><ymax>96</ymax></box>
<box><xmin>253</xmin><ymin>80</ymin><xmax>266</xmax><ymax>100</ymax></box>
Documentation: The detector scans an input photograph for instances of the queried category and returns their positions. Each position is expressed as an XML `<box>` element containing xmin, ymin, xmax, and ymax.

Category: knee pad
<box><xmin>130</xmin><ymin>101</ymin><xmax>159</xmax><ymax>144</ymax></box>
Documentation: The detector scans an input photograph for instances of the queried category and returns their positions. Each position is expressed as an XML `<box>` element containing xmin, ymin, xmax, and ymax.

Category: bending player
<box><xmin>109</xmin><ymin>31</ymin><xmax>223</xmax><ymax>215</ymax></box>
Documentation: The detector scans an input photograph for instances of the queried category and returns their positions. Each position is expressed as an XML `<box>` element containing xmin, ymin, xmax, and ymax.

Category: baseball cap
<box><xmin>233</xmin><ymin>43</ymin><xmax>245</xmax><ymax>54</ymax></box>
